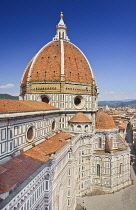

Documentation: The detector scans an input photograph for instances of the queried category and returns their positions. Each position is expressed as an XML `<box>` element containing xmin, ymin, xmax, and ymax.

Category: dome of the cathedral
<box><xmin>21</xmin><ymin>40</ymin><xmax>93</xmax><ymax>85</ymax></box>
<box><xmin>96</xmin><ymin>109</ymin><xmax>116</xmax><ymax>129</ymax></box>
<box><xmin>20</xmin><ymin>13</ymin><xmax>98</xmax><ymax>103</ymax></box>
<box><xmin>20</xmin><ymin>13</ymin><xmax>97</xmax><ymax>98</ymax></box>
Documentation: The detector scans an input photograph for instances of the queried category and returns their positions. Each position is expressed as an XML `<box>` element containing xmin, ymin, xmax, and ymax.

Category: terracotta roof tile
<box><xmin>12</xmin><ymin>158</ymin><xmax>22</xmax><ymax>164</ymax></box>
<box><xmin>118</xmin><ymin>122</ymin><xmax>127</xmax><ymax>130</ymax></box>
<box><xmin>25</xmin><ymin>132</ymin><xmax>73</xmax><ymax>161</ymax></box>
<box><xmin>120</xmin><ymin>119</ymin><xmax>129</xmax><ymax>122</ymax></box>
<box><xmin>0</xmin><ymin>166</ymin><xmax>7</xmax><ymax>174</ymax></box>
<box><xmin>94</xmin><ymin>149</ymin><xmax>120</xmax><ymax>154</ymax></box>
<box><xmin>0</xmin><ymin>155</ymin><xmax>43</xmax><ymax>193</ymax></box>
<box><xmin>64</xmin><ymin>42</ymin><xmax>92</xmax><ymax>84</ymax></box>
<box><xmin>69</xmin><ymin>112</ymin><xmax>92</xmax><ymax>123</ymax></box>
<box><xmin>29</xmin><ymin>41</ymin><xmax>61</xmax><ymax>82</ymax></box>
<box><xmin>0</xmin><ymin>99</ymin><xmax>58</xmax><ymax>113</ymax></box>
<box><xmin>96</xmin><ymin>109</ymin><xmax>116</xmax><ymax>129</ymax></box>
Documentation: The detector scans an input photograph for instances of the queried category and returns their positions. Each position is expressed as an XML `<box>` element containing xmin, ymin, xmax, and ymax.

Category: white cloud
<box><xmin>109</xmin><ymin>91</ymin><xmax>116</xmax><ymax>95</ymax></box>
<box><xmin>0</xmin><ymin>84</ymin><xmax>15</xmax><ymax>89</ymax></box>
<box><xmin>98</xmin><ymin>90</ymin><xmax>136</xmax><ymax>101</ymax></box>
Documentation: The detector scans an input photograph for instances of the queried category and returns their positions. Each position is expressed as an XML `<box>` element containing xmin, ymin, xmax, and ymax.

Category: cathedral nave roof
<box><xmin>0</xmin><ymin>99</ymin><xmax>58</xmax><ymax>113</ymax></box>
<box><xmin>0</xmin><ymin>132</ymin><xmax>73</xmax><ymax>194</ymax></box>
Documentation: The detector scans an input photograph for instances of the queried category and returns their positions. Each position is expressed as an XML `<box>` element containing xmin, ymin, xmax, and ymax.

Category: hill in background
<box><xmin>0</xmin><ymin>94</ymin><xmax>19</xmax><ymax>100</ymax></box>
<box><xmin>98</xmin><ymin>100</ymin><xmax>136</xmax><ymax>107</ymax></box>
<box><xmin>0</xmin><ymin>94</ymin><xmax>136</xmax><ymax>107</ymax></box>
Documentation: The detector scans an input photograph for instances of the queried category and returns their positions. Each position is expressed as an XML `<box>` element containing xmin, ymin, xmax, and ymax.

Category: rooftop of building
<box><xmin>94</xmin><ymin>133</ymin><xmax>128</xmax><ymax>154</ymax></box>
<box><xmin>0</xmin><ymin>132</ymin><xmax>73</xmax><ymax>194</ymax></box>
<box><xmin>25</xmin><ymin>132</ymin><xmax>73</xmax><ymax>162</ymax></box>
<box><xmin>118</xmin><ymin>122</ymin><xmax>128</xmax><ymax>130</ymax></box>
<box><xmin>95</xmin><ymin>109</ymin><xmax>116</xmax><ymax>129</ymax></box>
<box><xmin>0</xmin><ymin>99</ymin><xmax>58</xmax><ymax>113</ymax></box>
<box><xmin>69</xmin><ymin>112</ymin><xmax>92</xmax><ymax>123</ymax></box>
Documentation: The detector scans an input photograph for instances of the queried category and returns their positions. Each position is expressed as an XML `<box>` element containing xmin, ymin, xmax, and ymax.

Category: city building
<box><xmin>0</xmin><ymin>13</ymin><xmax>131</xmax><ymax>210</ymax></box>
<box><xmin>130</xmin><ymin>115</ymin><xmax>136</xmax><ymax>145</ymax></box>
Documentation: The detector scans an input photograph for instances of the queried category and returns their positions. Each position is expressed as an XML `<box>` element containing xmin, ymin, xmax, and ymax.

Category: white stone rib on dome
<box><xmin>21</xmin><ymin>57</ymin><xmax>34</xmax><ymax>84</ymax></box>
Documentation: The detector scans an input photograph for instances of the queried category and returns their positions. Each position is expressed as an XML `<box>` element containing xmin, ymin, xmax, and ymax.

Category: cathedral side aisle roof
<box><xmin>0</xmin><ymin>154</ymin><xmax>44</xmax><ymax>193</ymax></box>
<box><xmin>0</xmin><ymin>132</ymin><xmax>73</xmax><ymax>193</ymax></box>
<box><xmin>25</xmin><ymin>132</ymin><xmax>73</xmax><ymax>161</ymax></box>
<box><xmin>0</xmin><ymin>99</ymin><xmax>58</xmax><ymax>113</ymax></box>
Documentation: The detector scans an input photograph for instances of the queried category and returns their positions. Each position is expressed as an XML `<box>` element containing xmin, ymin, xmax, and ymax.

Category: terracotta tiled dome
<box><xmin>96</xmin><ymin>110</ymin><xmax>116</xmax><ymax>129</ymax></box>
<box><xmin>21</xmin><ymin>41</ymin><xmax>93</xmax><ymax>85</ymax></box>
<box><xmin>20</xmin><ymin>14</ymin><xmax>97</xmax><ymax>98</ymax></box>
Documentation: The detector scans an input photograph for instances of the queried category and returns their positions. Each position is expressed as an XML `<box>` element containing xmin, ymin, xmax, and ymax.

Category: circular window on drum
<box><xmin>27</xmin><ymin>126</ymin><xmax>35</xmax><ymax>142</ymax></box>
<box><xmin>41</xmin><ymin>95</ymin><xmax>49</xmax><ymax>103</ymax></box>
<box><xmin>74</xmin><ymin>95</ymin><xmax>85</xmax><ymax>109</ymax></box>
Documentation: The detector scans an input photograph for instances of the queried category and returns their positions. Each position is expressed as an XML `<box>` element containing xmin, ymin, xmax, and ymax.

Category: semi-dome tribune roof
<box><xmin>69</xmin><ymin>112</ymin><xmax>92</xmax><ymax>123</ymax></box>
<box><xmin>96</xmin><ymin>109</ymin><xmax>116</xmax><ymax>129</ymax></box>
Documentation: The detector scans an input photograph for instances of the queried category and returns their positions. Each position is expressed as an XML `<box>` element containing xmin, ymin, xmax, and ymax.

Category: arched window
<box><xmin>52</xmin><ymin>121</ymin><xmax>55</xmax><ymax>131</ymax></box>
<box><xmin>77</xmin><ymin>125</ymin><xmax>81</xmax><ymax>132</ymax></box>
<box><xmin>62</xmin><ymin>32</ymin><xmax>64</xmax><ymax>39</ymax></box>
<box><xmin>85</xmin><ymin>125</ymin><xmax>88</xmax><ymax>132</ymax></box>
<box><xmin>71</xmin><ymin>124</ymin><xmax>74</xmax><ymax>131</ymax></box>
<box><xmin>97</xmin><ymin>164</ymin><xmax>100</xmax><ymax>176</ymax></box>
<box><xmin>98</xmin><ymin>137</ymin><xmax>102</xmax><ymax>148</ymax></box>
<box><xmin>67</xmin><ymin>199</ymin><xmax>70</xmax><ymax>206</ymax></box>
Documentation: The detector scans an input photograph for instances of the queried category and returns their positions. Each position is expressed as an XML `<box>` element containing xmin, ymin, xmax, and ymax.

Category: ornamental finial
<box><xmin>53</xmin><ymin>12</ymin><xmax>70</xmax><ymax>42</ymax></box>
<box><xmin>60</xmin><ymin>11</ymin><xmax>63</xmax><ymax>18</ymax></box>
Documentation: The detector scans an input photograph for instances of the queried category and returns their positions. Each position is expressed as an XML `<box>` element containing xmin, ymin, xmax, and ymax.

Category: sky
<box><xmin>0</xmin><ymin>0</ymin><xmax>135</xmax><ymax>101</ymax></box>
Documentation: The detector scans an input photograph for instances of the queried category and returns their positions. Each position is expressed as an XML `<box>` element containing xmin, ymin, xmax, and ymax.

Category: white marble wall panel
<box><xmin>0</xmin><ymin>114</ymin><xmax>59</xmax><ymax>162</ymax></box>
